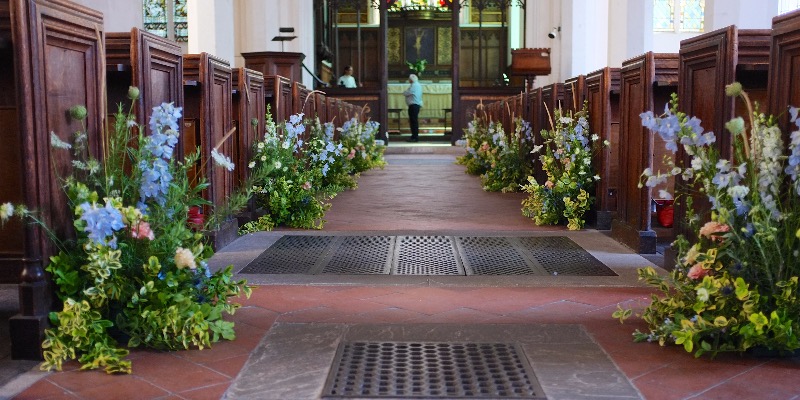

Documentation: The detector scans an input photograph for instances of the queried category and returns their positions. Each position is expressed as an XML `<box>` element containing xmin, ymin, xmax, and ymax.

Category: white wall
<box><xmin>563</xmin><ymin>0</ymin><xmax>609</xmax><ymax>77</ymax></box>
<box><xmin>524</xmin><ymin>0</ymin><xmax>561</xmax><ymax>87</ymax></box>
<box><xmin>232</xmin><ymin>0</ymin><xmax>315</xmax><ymax>85</ymax></box>
<box><xmin>188</xmin><ymin>0</ymin><xmax>235</xmax><ymax>66</ymax></box>
<box><xmin>71</xmin><ymin>0</ymin><xmax>144</xmax><ymax>33</ymax></box>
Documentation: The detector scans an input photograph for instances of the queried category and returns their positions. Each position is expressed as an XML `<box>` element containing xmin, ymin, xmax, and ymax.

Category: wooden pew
<box><xmin>231</xmin><ymin>68</ymin><xmax>264</xmax><ymax>225</ymax></box>
<box><xmin>532</xmin><ymin>84</ymin><xmax>564</xmax><ymax>185</ymax></box>
<box><xmin>585</xmin><ymin>67</ymin><xmax>620</xmax><ymax>230</ymax></box>
<box><xmin>105</xmin><ymin>27</ymin><xmax>184</xmax><ymax>135</ymax></box>
<box><xmin>231</xmin><ymin>67</ymin><xmax>265</xmax><ymax>180</ymax></box>
<box><xmin>262</xmin><ymin>75</ymin><xmax>292</xmax><ymax>125</ymax></box>
<box><xmin>768</xmin><ymin>9</ymin><xmax>800</xmax><ymax>135</ymax></box>
<box><xmin>673</xmin><ymin>27</ymin><xmax>770</xmax><ymax>255</ymax></box>
<box><xmin>563</xmin><ymin>75</ymin><xmax>586</xmax><ymax>114</ymax></box>
<box><xmin>611</xmin><ymin>52</ymin><xmax>679</xmax><ymax>254</ymax></box>
<box><xmin>2</xmin><ymin>0</ymin><xmax>105</xmax><ymax>359</ymax></box>
<box><xmin>183</xmin><ymin>53</ymin><xmax>237</xmax><ymax>250</ymax></box>
<box><xmin>527</xmin><ymin>87</ymin><xmax>546</xmax><ymax>184</ymax></box>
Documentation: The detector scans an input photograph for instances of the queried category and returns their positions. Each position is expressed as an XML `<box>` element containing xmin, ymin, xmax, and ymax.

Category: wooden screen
<box><xmin>612</xmin><ymin>52</ymin><xmax>678</xmax><ymax>254</ymax></box>
<box><xmin>585</xmin><ymin>67</ymin><xmax>620</xmax><ymax>230</ymax></box>
<box><xmin>769</xmin><ymin>9</ymin><xmax>800</xmax><ymax>135</ymax></box>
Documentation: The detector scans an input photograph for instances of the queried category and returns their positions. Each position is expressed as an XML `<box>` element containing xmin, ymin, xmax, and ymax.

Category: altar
<box><xmin>387</xmin><ymin>82</ymin><xmax>452</xmax><ymax>120</ymax></box>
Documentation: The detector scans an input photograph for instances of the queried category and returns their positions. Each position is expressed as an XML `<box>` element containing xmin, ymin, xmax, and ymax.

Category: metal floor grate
<box><xmin>322</xmin><ymin>341</ymin><xmax>545</xmax><ymax>399</ymax></box>
<box><xmin>394</xmin><ymin>236</ymin><xmax>463</xmax><ymax>275</ymax></box>
<box><xmin>240</xmin><ymin>235</ymin><xmax>616</xmax><ymax>276</ymax></box>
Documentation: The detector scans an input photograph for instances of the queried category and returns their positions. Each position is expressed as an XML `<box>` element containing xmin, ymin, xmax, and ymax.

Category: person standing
<box><xmin>403</xmin><ymin>74</ymin><xmax>423</xmax><ymax>142</ymax></box>
<box><xmin>337</xmin><ymin>65</ymin><xmax>358</xmax><ymax>88</ymax></box>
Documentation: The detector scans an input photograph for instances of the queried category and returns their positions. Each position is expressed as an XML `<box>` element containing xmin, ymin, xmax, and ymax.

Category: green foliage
<box><xmin>521</xmin><ymin>106</ymin><xmax>602</xmax><ymax>230</ymax></box>
<box><xmin>616</xmin><ymin>88</ymin><xmax>800</xmax><ymax>357</ymax></box>
<box><xmin>4</xmin><ymin>96</ymin><xmax>251</xmax><ymax>373</ymax></box>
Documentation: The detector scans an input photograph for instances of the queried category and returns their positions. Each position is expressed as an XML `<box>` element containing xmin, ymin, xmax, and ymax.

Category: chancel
<box><xmin>1</xmin><ymin>0</ymin><xmax>800</xmax><ymax>398</ymax></box>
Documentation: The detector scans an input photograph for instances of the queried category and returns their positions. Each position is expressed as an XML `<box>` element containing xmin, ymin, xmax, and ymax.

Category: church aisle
<box><xmin>8</xmin><ymin>150</ymin><xmax>800</xmax><ymax>399</ymax></box>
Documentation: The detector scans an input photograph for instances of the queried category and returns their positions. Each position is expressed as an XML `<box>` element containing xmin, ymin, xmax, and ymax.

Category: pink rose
<box><xmin>347</xmin><ymin>149</ymin><xmax>356</xmax><ymax>160</ymax></box>
<box><xmin>302</xmin><ymin>181</ymin><xmax>312</xmax><ymax>190</ymax></box>
<box><xmin>687</xmin><ymin>263</ymin><xmax>709</xmax><ymax>280</ymax></box>
<box><xmin>545</xmin><ymin>180</ymin><xmax>554</xmax><ymax>189</ymax></box>
<box><xmin>699</xmin><ymin>221</ymin><xmax>730</xmax><ymax>241</ymax></box>
<box><xmin>130</xmin><ymin>221</ymin><xmax>155</xmax><ymax>241</ymax></box>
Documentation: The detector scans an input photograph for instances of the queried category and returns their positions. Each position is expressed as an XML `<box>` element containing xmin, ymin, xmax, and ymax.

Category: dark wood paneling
<box><xmin>324</xmin><ymin>88</ymin><xmax>380</xmax><ymax>127</ymax></box>
<box><xmin>183</xmin><ymin>53</ymin><xmax>233</xmax><ymax>213</ymax></box>
<box><xmin>242</xmin><ymin>51</ymin><xmax>305</xmax><ymax>85</ymax></box>
<box><xmin>8</xmin><ymin>0</ymin><xmax>104</xmax><ymax>359</ymax></box>
<box><xmin>675</xmin><ymin>27</ymin><xmax>770</xmax><ymax>241</ymax></box>
<box><xmin>612</xmin><ymin>52</ymin><xmax>678</xmax><ymax>254</ymax></box>
<box><xmin>334</xmin><ymin>28</ymin><xmax>381</xmax><ymax>87</ymax></box>
<box><xmin>232</xmin><ymin>67</ymin><xmax>265</xmax><ymax>184</ymax></box>
<box><xmin>106</xmin><ymin>28</ymin><xmax>183</xmax><ymax>137</ymax></box>
<box><xmin>769</xmin><ymin>9</ymin><xmax>800</xmax><ymax>135</ymax></box>
<box><xmin>585</xmin><ymin>67</ymin><xmax>620</xmax><ymax>230</ymax></box>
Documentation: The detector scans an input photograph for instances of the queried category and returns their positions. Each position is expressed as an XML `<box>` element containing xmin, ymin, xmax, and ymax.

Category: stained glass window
<box><xmin>143</xmin><ymin>0</ymin><xmax>187</xmax><ymax>42</ymax></box>
<box><xmin>653</xmin><ymin>0</ymin><xmax>674</xmax><ymax>32</ymax></box>
<box><xmin>779</xmin><ymin>0</ymin><xmax>800</xmax><ymax>14</ymax></box>
<box><xmin>143</xmin><ymin>0</ymin><xmax>168</xmax><ymax>38</ymax></box>
<box><xmin>174</xmin><ymin>0</ymin><xmax>188</xmax><ymax>42</ymax></box>
<box><xmin>680</xmin><ymin>0</ymin><xmax>704</xmax><ymax>32</ymax></box>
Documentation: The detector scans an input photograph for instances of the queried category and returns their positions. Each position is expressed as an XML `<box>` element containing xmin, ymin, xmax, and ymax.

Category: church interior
<box><xmin>1</xmin><ymin>0</ymin><xmax>800</xmax><ymax>398</ymax></box>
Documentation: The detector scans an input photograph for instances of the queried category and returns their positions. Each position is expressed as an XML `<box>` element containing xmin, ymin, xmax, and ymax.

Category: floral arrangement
<box><xmin>614</xmin><ymin>84</ymin><xmax>800</xmax><ymax>357</ymax></box>
<box><xmin>521</xmin><ymin>107</ymin><xmax>602</xmax><ymax>230</ymax></box>
<box><xmin>455</xmin><ymin>117</ymin><xmax>494</xmax><ymax>176</ymax></box>
<box><xmin>478</xmin><ymin>118</ymin><xmax>536</xmax><ymax>192</ymax></box>
<box><xmin>337</xmin><ymin>118</ymin><xmax>387</xmax><ymax>174</ymax></box>
<box><xmin>240</xmin><ymin>109</ymin><xmax>385</xmax><ymax>233</ymax></box>
<box><xmin>0</xmin><ymin>89</ymin><xmax>251</xmax><ymax>373</ymax></box>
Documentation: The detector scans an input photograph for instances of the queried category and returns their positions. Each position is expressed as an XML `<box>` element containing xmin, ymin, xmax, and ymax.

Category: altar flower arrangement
<box><xmin>1</xmin><ymin>92</ymin><xmax>251</xmax><ymax>373</ymax></box>
<box><xmin>613</xmin><ymin>85</ymin><xmax>800</xmax><ymax>357</ymax></box>
<box><xmin>521</xmin><ymin>106</ymin><xmax>602</xmax><ymax>230</ymax></box>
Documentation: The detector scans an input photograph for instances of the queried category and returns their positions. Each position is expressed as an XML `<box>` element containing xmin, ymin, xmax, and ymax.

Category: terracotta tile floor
<box><xmin>11</xmin><ymin>151</ymin><xmax>800</xmax><ymax>399</ymax></box>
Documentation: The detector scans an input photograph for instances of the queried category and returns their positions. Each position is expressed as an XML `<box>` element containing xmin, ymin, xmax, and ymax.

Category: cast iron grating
<box><xmin>240</xmin><ymin>235</ymin><xmax>333</xmax><ymax>274</ymax></box>
<box><xmin>457</xmin><ymin>237</ymin><xmax>536</xmax><ymax>275</ymax></box>
<box><xmin>394</xmin><ymin>236</ymin><xmax>463</xmax><ymax>275</ymax></box>
<box><xmin>322</xmin><ymin>341</ymin><xmax>545</xmax><ymax>399</ymax></box>
<box><xmin>518</xmin><ymin>236</ymin><xmax>617</xmax><ymax>276</ymax></box>
<box><xmin>322</xmin><ymin>236</ymin><xmax>394</xmax><ymax>274</ymax></box>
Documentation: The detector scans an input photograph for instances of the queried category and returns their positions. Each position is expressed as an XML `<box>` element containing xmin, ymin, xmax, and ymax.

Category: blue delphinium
<box><xmin>148</xmin><ymin>102</ymin><xmax>182</xmax><ymax>134</ymax></box>
<box><xmin>79</xmin><ymin>200</ymin><xmax>125</xmax><ymax>248</ymax></box>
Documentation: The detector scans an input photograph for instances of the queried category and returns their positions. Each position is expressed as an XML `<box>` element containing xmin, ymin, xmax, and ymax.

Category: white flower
<box><xmin>257</xmin><ymin>142</ymin><xmax>265</xmax><ymax>149</ymax></box>
<box><xmin>248</xmin><ymin>161</ymin><xmax>256</xmax><ymax>169</ymax></box>
<box><xmin>691</xmin><ymin>157</ymin><xmax>703</xmax><ymax>170</ymax></box>
<box><xmin>658</xmin><ymin>190</ymin><xmax>673</xmax><ymax>200</ymax></box>
<box><xmin>282</xmin><ymin>141</ymin><xmax>291</xmax><ymax>149</ymax></box>
<box><xmin>274</xmin><ymin>161</ymin><xmax>282</xmax><ymax>169</ymax></box>
<box><xmin>670</xmin><ymin>167</ymin><xmax>681</xmax><ymax>176</ymax></box>
<box><xmin>531</xmin><ymin>145</ymin><xmax>543</xmax><ymax>154</ymax></box>
<box><xmin>260</xmin><ymin>155</ymin><xmax>267</xmax><ymax>162</ymax></box>
<box><xmin>0</xmin><ymin>203</ymin><xmax>14</xmax><ymax>221</ymax></box>
<box><xmin>594</xmin><ymin>175</ymin><xmax>601</xmax><ymax>181</ymax></box>
<box><xmin>591</xmin><ymin>134</ymin><xmax>599</xmax><ymax>141</ymax></box>
<box><xmin>559</xmin><ymin>117</ymin><xmax>573</xmax><ymax>124</ymax></box>
<box><xmin>603</xmin><ymin>140</ymin><xmax>610</xmax><ymax>146</ymax></box>
<box><xmin>175</xmin><ymin>247</ymin><xmax>197</xmax><ymax>270</ymax></box>
<box><xmin>210</xmin><ymin>149</ymin><xmax>235</xmax><ymax>171</ymax></box>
